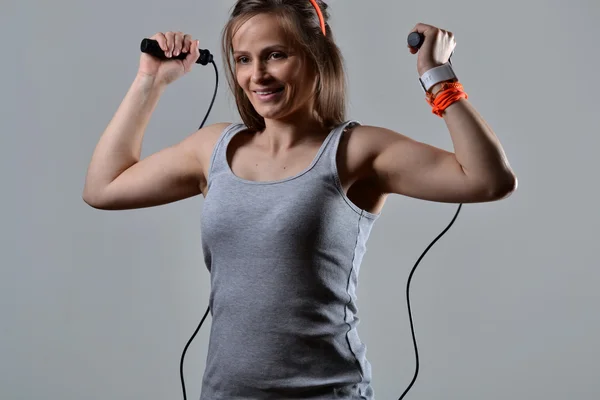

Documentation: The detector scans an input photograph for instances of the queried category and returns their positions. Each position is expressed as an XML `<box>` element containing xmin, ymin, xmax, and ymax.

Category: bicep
<box><xmin>90</xmin><ymin>123</ymin><xmax>228</xmax><ymax>210</ymax></box>
<box><xmin>371</xmin><ymin>130</ymin><xmax>489</xmax><ymax>203</ymax></box>
<box><xmin>97</xmin><ymin>139</ymin><xmax>202</xmax><ymax>210</ymax></box>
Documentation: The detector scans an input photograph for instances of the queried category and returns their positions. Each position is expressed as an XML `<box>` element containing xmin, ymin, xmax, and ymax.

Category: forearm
<box><xmin>84</xmin><ymin>74</ymin><xmax>166</xmax><ymax>195</ymax></box>
<box><xmin>440</xmin><ymin>95</ymin><xmax>516</xmax><ymax>191</ymax></box>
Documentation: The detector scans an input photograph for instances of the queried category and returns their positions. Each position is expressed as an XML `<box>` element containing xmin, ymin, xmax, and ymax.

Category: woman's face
<box><xmin>232</xmin><ymin>13</ymin><xmax>317</xmax><ymax>122</ymax></box>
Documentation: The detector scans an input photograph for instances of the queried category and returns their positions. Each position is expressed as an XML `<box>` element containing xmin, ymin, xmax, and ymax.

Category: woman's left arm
<box><xmin>364</xmin><ymin>23</ymin><xmax>517</xmax><ymax>203</ymax></box>
<box><xmin>363</xmin><ymin>98</ymin><xmax>517</xmax><ymax>203</ymax></box>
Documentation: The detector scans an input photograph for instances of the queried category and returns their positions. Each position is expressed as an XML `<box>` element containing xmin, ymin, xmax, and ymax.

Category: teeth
<box><xmin>256</xmin><ymin>89</ymin><xmax>282</xmax><ymax>95</ymax></box>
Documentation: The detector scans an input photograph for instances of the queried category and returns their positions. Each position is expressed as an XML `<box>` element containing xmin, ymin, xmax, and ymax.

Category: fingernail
<box><xmin>174</xmin><ymin>50</ymin><xmax>179</xmax><ymax>56</ymax></box>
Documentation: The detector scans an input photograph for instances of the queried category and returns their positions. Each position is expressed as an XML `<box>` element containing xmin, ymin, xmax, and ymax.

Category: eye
<box><xmin>269</xmin><ymin>52</ymin><xmax>285</xmax><ymax>60</ymax></box>
<box><xmin>236</xmin><ymin>56</ymin><xmax>249</xmax><ymax>64</ymax></box>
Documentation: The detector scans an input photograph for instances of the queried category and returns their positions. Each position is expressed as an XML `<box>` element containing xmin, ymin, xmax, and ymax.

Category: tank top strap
<box><xmin>206</xmin><ymin>122</ymin><xmax>247</xmax><ymax>189</ymax></box>
<box><xmin>313</xmin><ymin>120</ymin><xmax>362</xmax><ymax>176</ymax></box>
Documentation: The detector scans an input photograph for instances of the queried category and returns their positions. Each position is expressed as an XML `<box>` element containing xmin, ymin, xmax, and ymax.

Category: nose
<box><xmin>251</xmin><ymin>60</ymin><xmax>270</xmax><ymax>84</ymax></box>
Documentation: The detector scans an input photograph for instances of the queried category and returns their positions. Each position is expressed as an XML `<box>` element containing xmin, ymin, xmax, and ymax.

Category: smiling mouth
<box><xmin>254</xmin><ymin>87</ymin><xmax>284</xmax><ymax>95</ymax></box>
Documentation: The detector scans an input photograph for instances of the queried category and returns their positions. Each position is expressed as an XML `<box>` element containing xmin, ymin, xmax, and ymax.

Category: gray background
<box><xmin>2</xmin><ymin>0</ymin><xmax>598</xmax><ymax>399</ymax></box>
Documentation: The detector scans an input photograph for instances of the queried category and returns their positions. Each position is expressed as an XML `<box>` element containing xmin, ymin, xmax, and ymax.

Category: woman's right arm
<box><xmin>82</xmin><ymin>31</ymin><xmax>229</xmax><ymax>210</ymax></box>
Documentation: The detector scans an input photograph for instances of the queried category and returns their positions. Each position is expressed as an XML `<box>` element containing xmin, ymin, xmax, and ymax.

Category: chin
<box><xmin>253</xmin><ymin>104</ymin><xmax>288</xmax><ymax>120</ymax></box>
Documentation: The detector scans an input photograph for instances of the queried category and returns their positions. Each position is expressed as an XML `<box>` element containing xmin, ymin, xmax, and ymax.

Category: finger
<box><xmin>183</xmin><ymin>40</ymin><xmax>200</xmax><ymax>71</ymax></box>
<box><xmin>410</xmin><ymin>22</ymin><xmax>433</xmax><ymax>35</ymax></box>
<box><xmin>182</xmin><ymin>34</ymin><xmax>193</xmax><ymax>53</ymax></box>
<box><xmin>152</xmin><ymin>32</ymin><xmax>168</xmax><ymax>54</ymax></box>
<box><xmin>173</xmin><ymin>32</ymin><xmax>184</xmax><ymax>56</ymax></box>
<box><xmin>165</xmin><ymin>31</ymin><xmax>176</xmax><ymax>57</ymax></box>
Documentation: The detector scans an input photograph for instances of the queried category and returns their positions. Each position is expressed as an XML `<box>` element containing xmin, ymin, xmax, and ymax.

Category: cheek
<box><xmin>235</xmin><ymin>68</ymin><xmax>250</xmax><ymax>89</ymax></box>
<box><xmin>287</xmin><ymin>63</ymin><xmax>305</xmax><ymax>81</ymax></box>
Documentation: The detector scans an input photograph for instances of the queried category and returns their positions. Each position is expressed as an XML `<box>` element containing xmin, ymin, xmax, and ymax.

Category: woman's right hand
<box><xmin>138</xmin><ymin>31</ymin><xmax>200</xmax><ymax>86</ymax></box>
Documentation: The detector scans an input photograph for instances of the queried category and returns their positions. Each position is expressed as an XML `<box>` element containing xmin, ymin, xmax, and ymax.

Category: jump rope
<box><xmin>140</xmin><ymin>4</ymin><xmax>462</xmax><ymax>399</ymax></box>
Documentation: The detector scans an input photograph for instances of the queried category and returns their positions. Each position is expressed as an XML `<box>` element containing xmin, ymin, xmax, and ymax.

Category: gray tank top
<box><xmin>199</xmin><ymin>121</ymin><xmax>380</xmax><ymax>399</ymax></box>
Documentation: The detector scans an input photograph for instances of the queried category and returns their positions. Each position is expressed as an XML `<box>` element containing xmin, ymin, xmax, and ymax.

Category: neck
<box><xmin>257</xmin><ymin>113</ymin><xmax>329</xmax><ymax>155</ymax></box>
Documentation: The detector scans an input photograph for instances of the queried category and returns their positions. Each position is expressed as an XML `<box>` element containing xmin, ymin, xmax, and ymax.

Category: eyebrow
<box><xmin>233</xmin><ymin>45</ymin><xmax>289</xmax><ymax>56</ymax></box>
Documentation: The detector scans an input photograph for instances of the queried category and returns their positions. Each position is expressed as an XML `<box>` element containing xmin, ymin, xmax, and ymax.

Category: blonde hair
<box><xmin>221</xmin><ymin>0</ymin><xmax>347</xmax><ymax>132</ymax></box>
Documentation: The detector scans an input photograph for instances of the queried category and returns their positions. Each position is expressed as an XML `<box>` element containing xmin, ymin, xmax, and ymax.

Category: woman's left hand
<box><xmin>408</xmin><ymin>23</ymin><xmax>456</xmax><ymax>76</ymax></box>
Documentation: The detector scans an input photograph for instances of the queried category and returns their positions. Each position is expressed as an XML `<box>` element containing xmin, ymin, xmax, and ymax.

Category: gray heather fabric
<box><xmin>199</xmin><ymin>120</ymin><xmax>380</xmax><ymax>399</ymax></box>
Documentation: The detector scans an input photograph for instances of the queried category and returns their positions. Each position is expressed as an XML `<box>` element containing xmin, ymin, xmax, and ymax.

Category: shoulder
<box><xmin>339</xmin><ymin>123</ymin><xmax>410</xmax><ymax>179</ymax></box>
<box><xmin>183</xmin><ymin>122</ymin><xmax>234</xmax><ymax>159</ymax></box>
<box><xmin>178</xmin><ymin>122</ymin><xmax>235</xmax><ymax>187</ymax></box>
<box><xmin>348</xmin><ymin>124</ymin><xmax>411</xmax><ymax>151</ymax></box>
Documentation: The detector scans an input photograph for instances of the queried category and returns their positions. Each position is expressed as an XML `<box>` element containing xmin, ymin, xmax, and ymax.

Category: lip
<box><xmin>253</xmin><ymin>87</ymin><xmax>284</xmax><ymax>93</ymax></box>
<box><xmin>252</xmin><ymin>86</ymin><xmax>284</xmax><ymax>102</ymax></box>
<box><xmin>254</xmin><ymin>90</ymin><xmax>283</xmax><ymax>102</ymax></box>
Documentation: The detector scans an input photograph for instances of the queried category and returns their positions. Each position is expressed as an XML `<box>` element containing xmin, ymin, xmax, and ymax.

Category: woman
<box><xmin>83</xmin><ymin>1</ymin><xmax>516</xmax><ymax>398</ymax></box>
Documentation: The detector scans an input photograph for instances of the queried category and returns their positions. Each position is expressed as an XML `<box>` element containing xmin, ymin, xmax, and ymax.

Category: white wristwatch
<box><xmin>419</xmin><ymin>63</ymin><xmax>458</xmax><ymax>93</ymax></box>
